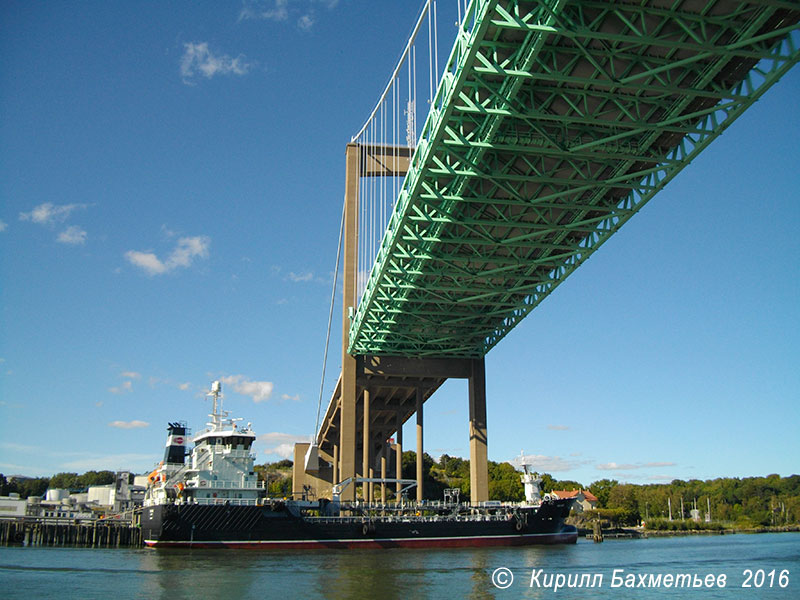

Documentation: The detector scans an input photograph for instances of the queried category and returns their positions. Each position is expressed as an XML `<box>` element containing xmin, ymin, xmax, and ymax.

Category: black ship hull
<box><xmin>142</xmin><ymin>499</ymin><xmax>578</xmax><ymax>549</ymax></box>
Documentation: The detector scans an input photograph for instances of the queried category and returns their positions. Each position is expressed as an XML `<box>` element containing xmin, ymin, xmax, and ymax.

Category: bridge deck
<box><xmin>348</xmin><ymin>0</ymin><xmax>800</xmax><ymax>358</ymax></box>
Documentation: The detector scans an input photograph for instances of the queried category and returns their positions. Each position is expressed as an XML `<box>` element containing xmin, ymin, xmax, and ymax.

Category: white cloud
<box><xmin>60</xmin><ymin>452</ymin><xmax>156</xmax><ymax>471</ymax></box>
<box><xmin>298</xmin><ymin>14</ymin><xmax>314</xmax><ymax>30</ymax></box>
<box><xmin>281</xmin><ymin>393</ymin><xmax>301</xmax><ymax>402</ymax></box>
<box><xmin>109</xmin><ymin>420</ymin><xmax>150</xmax><ymax>429</ymax></box>
<box><xmin>168</xmin><ymin>236</ymin><xmax>210</xmax><ymax>268</ymax></box>
<box><xmin>222</xmin><ymin>374</ymin><xmax>274</xmax><ymax>403</ymax></box>
<box><xmin>596</xmin><ymin>461</ymin><xmax>676</xmax><ymax>471</ymax></box>
<box><xmin>0</xmin><ymin>219</ymin><xmax>7</xmax><ymax>232</ymax></box>
<box><xmin>1</xmin><ymin>441</ymin><xmax>38</xmax><ymax>453</ymax></box>
<box><xmin>512</xmin><ymin>454</ymin><xmax>583</xmax><ymax>473</ymax></box>
<box><xmin>240</xmin><ymin>0</ymin><xmax>338</xmax><ymax>27</ymax></box>
<box><xmin>288</xmin><ymin>271</ymin><xmax>313</xmax><ymax>282</ymax></box>
<box><xmin>178</xmin><ymin>382</ymin><xmax>191</xmax><ymax>391</ymax></box>
<box><xmin>57</xmin><ymin>225</ymin><xmax>87</xmax><ymax>245</ymax></box>
<box><xmin>547</xmin><ymin>424</ymin><xmax>569</xmax><ymax>431</ymax></box>
<box><xmin>120</xmin><ymin>371</ymin><xmax>141</xmax><ymax>379</ymax></box>
<box><xmin>240</xmin><ymin>0</ymin><xmax>289</xmax><ymax>21</ymax></box>
<box><xmin>180</xmin><ymin>42</ymin><xmax>252</xmax><ymax>84</ymax></box>
<box><xmin>125</xmin><ymin>235</ymin><xmax>210</xmax><ymax>276</ymax></box>
<box><xmin>109</xmin><ymin>380</ymin><xmax>133</xmax><ymax>395</ymax></box>
<box><xmin>19</xmin><ymin>202</ymin><xmax>87</xmax><ymax>226</ymax></box>
<box><xmin>256</xmin><ymin>432</ymin><xmax>311</xmax><ymax>459</ymax></box>
<box><xmin>126</xmin><ymin>251</ymin><xmax>167</xmax><ymax>275</ymax></box>
<box><xmin>596</xmin><ymin>462</ymin><xmax>636</xmax><ymax>471</ymax></box>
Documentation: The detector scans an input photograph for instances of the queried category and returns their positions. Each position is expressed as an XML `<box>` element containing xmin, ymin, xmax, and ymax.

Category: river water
<box><xmin>1</xmin><ymin>532</ymin><xmax>798</xmax><ymax>599</ymax></box>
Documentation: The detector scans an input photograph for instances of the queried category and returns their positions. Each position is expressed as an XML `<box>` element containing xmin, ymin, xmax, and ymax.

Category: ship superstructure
<box><xmin>143</xmin><ymin>381</ymin><xmax>264</xmax><ymax>509</ymax></box>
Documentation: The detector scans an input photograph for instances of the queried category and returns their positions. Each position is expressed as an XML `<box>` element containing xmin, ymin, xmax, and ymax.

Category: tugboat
<box><xmin>142</xmin><ymin>381</ymin><xmax>578</xmax><ymax>548</ymax></box>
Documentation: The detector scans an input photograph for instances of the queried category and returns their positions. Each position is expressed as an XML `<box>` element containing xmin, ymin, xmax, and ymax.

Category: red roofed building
<box><xmin>551</xmin><ymin>490</ymin><xmax>598</xmax><ymax>513</ymax></box>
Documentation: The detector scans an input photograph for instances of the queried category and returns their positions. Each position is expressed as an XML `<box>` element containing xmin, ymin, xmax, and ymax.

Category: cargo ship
<box><xmin>141</xmin><ymin>382</ymin><xmax>577</xmax><ymax>548</ymax></box>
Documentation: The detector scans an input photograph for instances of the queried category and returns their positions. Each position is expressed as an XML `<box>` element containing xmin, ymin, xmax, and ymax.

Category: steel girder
<box><xmin>349</xmin><ymin>0</ymin><xmax>800</xmax><ymax>358</ymax></box>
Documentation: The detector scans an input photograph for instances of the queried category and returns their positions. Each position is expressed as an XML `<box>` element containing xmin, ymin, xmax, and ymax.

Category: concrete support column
<box><xmin>469</xmin><ymin>357</ymin><xmax>488</xmax><ymax>504</ymax></box>
<box><xmin>339</xmin><ymin>143</ymin><xmax>359</xmax><ymax>501</ymax></box>
<box><xmin>380</xmin><ymin>448</ymin><xmax>387</xmax><ymax>504</ymax></box>
<box><xmin>362</xmin><ymin>388</ymin><xmax>370</xmax><ymax>502</ymax></box>
<box><xmin>333</xmin><ymin>444</ymin><xmax>339</xmax><ymax>484</ymax></box>
<box><xmin>416</xmin><ymin>387</ymin><xmax>424</xmax><ymax>503</ymax></box>
<box><xmin>395</xmin><ymin>415</ymin><xmax>403</xmax><ymax>501</ymax></box>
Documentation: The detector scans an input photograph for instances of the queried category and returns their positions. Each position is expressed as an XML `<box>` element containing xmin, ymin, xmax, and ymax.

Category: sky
<box><xmin>1</xmin><ymin>1</ymin><xmax>798</xmax><ymax>488</ymax></box>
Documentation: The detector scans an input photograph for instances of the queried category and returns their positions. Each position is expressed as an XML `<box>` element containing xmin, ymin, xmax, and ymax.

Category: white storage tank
<box><xmin>87</xmin><ymin>485</ymin><xmax>115</xmax><ymax>507</ymax></box>
<box><xmin>45</xmin><ymin>488</ymin><xmax>70</xmax><ymax>502</ymax></box>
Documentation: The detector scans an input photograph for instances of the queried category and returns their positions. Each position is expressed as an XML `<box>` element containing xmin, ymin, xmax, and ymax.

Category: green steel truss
<box><xmin>349</xmin><ymin>0</ymin><xmax>800</xmax><ymax>358</ymax></box>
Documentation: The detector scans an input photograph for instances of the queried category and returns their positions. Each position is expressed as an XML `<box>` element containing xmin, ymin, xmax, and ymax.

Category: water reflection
<box><xmin>4</xmin><ymin>534</ymin><xmax>797</xmax><ymax>599</ymax></box>
<box><xmin>136</xmin><ymin>549</ymin><xmax>264</xmax><ymax>599</ymax></box>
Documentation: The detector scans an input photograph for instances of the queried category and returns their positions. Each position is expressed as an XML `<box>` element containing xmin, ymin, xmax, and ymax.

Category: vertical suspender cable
<box><xmin>427</xmin><ymin>4</ymin><xmax>434</xmax><ymax>102</ymax></box>
<box><xmin>352</xmin><ymin>0</ymin><xmax>429</xmax><ymax>143</ymax></box>
<box><xmin>433</xmin><ymin>1</ymin><xmax>439</xmax><ymax>92</ymax></box>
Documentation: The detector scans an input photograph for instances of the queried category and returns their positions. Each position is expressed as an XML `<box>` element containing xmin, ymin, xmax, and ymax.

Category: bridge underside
<box><xmin>299</xmin><ymin>0</ymin><xmax>799</xmax><ymax>503</ymax></box>
<box><xmin>349</xmin><ymin>0</ymin><xmax>800</xmax><ymax>358</ymax></box>
<box><xmin>315</xmin><ymin>356</ymin><xmax>457</xmax><ymax>462</ymax></box>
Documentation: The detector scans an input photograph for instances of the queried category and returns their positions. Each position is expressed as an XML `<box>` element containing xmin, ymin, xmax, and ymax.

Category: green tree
<box><xmin>589</xmin><ymin>479</ymin><xmax>619</xmax><ymax>508</ymax></box>
<box><xmin>49</xmin><ymin>472</ymin><xmax>79</xmax><ymax>489</ymax></box>
<box><xmin>488</xmin><ymin>462</ymin><xmax>524</xmax><ymax>501</ymax></box>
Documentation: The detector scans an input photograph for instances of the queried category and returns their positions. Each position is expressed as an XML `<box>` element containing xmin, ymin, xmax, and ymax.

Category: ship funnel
<box><xmin>164</xmin><ymin>422</ymin><xmax>188</xmax><ymax>464</ymax></box>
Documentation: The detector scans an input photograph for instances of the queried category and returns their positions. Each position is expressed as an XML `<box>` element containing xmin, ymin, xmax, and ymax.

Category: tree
<box><xmin>49</xmin><ymin>472</ymin><xmax>79</xmax><ymax>490</ymax></box>
<box><xmin>488</xmin><ymin>462</ymin><xmax>524</xmax><ymax>501</ymax></box>
<box><xmin>553</xmin><ymin>479</ymin><xmax>583</xmax><ymax>492</ymax></box>
<box><xmin>589</xmin><ymin>479</ymin><xmax>619</xmax><ymax>508</ymax></box>
<box><xmin>606</xmin><ymin>484</ymin><xmax>641</xmax><ymax>525</ymax></box>
<box><xmin>401</xmin><ymin>451</ymin><xmax>445</xmax><ymax>500</ymax></box>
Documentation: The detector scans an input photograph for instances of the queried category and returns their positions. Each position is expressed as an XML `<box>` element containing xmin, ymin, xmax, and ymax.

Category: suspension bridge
<box><xmin>293</xmin><ymin>0</ymin><xmax>800</xmax><ymax>503</ymax></box>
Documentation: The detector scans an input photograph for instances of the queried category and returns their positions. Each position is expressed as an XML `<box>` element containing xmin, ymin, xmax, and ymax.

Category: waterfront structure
<box><xmin>552</xmin><ymin>490</ymin><xmax>598</xmax><ymax>513</ymax></box>
<box><xmin>2</xmin><ymin>472</ymin><xmax>146</xmax><ymax>522</ymax></box>
<box><xmin>0</xmin><ymin>494</ymin><xmax>27</xmax><ymax>519</ymax></box>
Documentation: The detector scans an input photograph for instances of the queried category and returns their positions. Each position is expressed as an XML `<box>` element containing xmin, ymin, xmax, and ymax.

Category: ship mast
<box><xmin>207</xmin><ymin>380</ymin><xmax>227</xmax><ymax>431</ymax></box>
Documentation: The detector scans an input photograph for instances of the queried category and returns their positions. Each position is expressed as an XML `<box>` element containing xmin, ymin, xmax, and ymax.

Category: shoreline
<box><xmin>578</xmin><ymin>525</ymin><xmax>800</xmax><ymax>540</ymax></box>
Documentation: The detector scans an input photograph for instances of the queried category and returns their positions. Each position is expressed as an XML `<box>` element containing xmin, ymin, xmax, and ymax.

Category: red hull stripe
<box><xmin>144</xmin><ymin>531</ymin><xmax>578</xmax><ymax>549</ymax></box>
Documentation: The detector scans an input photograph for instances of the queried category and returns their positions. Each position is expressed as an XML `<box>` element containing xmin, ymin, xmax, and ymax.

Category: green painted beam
<box><xmin>348</xmin><ymin>0</ymin><xmax>800</xmax><ymax>358</ymax></box>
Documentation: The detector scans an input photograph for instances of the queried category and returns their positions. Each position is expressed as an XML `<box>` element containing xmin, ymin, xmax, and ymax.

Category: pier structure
<box><xmin>295</xmin><ymin>0</ymin><xmax>800</xmax><ymax>503</ymax></box>
<box><xmin>1</xmin><ymin>517</ymin><xmax>142</xmax><ymax>548</ymax></box>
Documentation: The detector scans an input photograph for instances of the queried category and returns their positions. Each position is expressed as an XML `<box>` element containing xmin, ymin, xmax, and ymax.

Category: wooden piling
<box><xmin>593</xmin><ymin>520</ymin><xmax>604</xmax><ymax>543</ymax></box>
<box><xmin>1</xmin><ymin>518</ymin><xmax>143</xmax><ymax>548</ymax></box>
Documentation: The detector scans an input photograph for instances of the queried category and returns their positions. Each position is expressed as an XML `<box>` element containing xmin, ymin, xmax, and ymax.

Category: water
<box><xmin>1</xmin><ymin>533</ymin><xmax>798</xmax><ymax>599</ymax></box>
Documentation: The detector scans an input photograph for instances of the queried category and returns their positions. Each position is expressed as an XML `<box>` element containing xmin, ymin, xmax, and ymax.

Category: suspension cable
<box><xmin>314</xmin><ymin>196</ymin><xmax>346</xmax><ymax>442</ymax></box>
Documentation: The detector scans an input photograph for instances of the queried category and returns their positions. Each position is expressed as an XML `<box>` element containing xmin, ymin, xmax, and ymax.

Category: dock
<box><xmin>1</xmin><ymin>517</ymin><xmax>143</xmax><ymax>548</ymax></box>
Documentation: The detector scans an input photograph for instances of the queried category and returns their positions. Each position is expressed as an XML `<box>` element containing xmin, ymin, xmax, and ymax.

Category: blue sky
<box><xmin>1</xmin><ymin>1</ymin><xmax>798</xmax><ymax>488</ymax></box>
